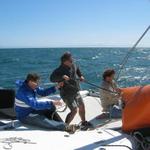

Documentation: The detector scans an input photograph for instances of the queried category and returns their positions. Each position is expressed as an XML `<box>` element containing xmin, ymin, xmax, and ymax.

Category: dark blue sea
<box><xmin>0</xmin><ymin>48</ymin><xmax>150</xmax><ymax>90</ymax></box>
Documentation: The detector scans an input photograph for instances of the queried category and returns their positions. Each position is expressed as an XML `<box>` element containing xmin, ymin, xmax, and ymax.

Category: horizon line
<box><xmin>0</xmin><ymin>46</ymin><xmax>150</xmax><ymax>49</ymax></box>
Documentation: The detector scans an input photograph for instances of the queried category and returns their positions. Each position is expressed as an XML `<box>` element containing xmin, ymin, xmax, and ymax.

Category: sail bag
<box><xmin>121</xmin><ymin>85</ymin><xmax>150</xmax><ymax>133</ymax></box>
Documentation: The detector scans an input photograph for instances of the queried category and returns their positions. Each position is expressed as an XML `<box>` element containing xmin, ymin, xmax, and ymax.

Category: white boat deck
<box><xmin>0</xmin><ymin>91</ymin><xmax>136</xmax><ymax>150</ymax></box>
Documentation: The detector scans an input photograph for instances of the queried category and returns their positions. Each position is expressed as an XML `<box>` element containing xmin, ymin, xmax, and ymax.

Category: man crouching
<box><xmin>97</xmin><ymin>69</ymin><xmax>122</xmax><ymax>119</ymax></box>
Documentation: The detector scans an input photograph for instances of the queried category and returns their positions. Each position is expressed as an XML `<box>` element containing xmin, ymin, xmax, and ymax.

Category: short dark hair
<box><xmin>61</xmin><ymin>52</ymin><xmax>72</xmax><ymax>64</ymax></box>
<box><xmin>26</xmin><ymin>73</ymin><xmax>40</xmax><ymax>83</ymax></box>
<box><xmin>103</xmin><ymin>69</ymin><xmax>115</xmax><ymax>80</ymax></box>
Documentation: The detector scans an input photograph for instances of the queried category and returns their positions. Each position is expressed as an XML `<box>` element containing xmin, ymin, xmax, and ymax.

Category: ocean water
<box><xmin>0</xmin><ymin>48</ymin><xmax>150</xmax><ymax>90</ymax></box>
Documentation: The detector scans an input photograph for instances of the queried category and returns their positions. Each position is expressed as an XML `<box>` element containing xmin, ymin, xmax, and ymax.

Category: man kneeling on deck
<box><xmin>15</xmin><ymin>73</ymin><xmax>77</xmax><ymax>133</ymax></box>
<box><xmin>97</xmin><ymin>69</ymin><xmax>122</xmax><ymax>119</ymax></box>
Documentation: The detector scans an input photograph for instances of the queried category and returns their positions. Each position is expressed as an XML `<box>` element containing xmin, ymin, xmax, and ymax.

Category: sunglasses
<box><xmin>30</xmin><ymin>80</ymin><xmax>40</xmax><ymax>85</ymax></box>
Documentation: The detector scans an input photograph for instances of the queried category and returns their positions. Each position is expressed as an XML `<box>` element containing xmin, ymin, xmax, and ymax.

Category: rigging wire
<box><xmin>116</xmin><ymin>25</ymin><xmax>150</xmax><ymax>81</ymax></box>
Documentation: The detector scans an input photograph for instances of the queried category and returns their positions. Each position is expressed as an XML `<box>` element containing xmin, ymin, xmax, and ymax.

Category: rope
<box><xmin>51</xmin><ymin>79</ymin><xmax>118</xmax><ymax>121</ymax></box>
<box><xmin>116</xmin><ymin>25</ymin><xmax>150</xmax><ymax>81</ymax></box>
<box><xmin>0</xmin><ymin>137</ymin><xmax>36</xmax><ymax>150</ymax></box>
<box><xmin>95</xmin><ymin>144</ymin><xmax>133</xmax><ymax>150</ymax></box>
<box><xmin>51</xmin><ymin>104</ymin><xmax>68</xmax><ymax>120</ymax></box>
<box><xmin>132</xmin><ymin>131</ymin><xmax>150</xmax><ymax>150</ymax></box>
<box><xmin>84</xmin><ymin>80</ymin><xmax>118</xmax><ymax>94</ymax></box>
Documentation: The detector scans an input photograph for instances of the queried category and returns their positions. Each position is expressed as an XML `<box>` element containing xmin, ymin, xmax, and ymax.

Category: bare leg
<box><xmin>78</xmin><ymin>103</ymin><xmax>86</xmax><ymax>123</ymax></box>
<box><xmin>65</xmin><ymin>108</ymin><xmax>77</xmax><ymax>125</ymax></box>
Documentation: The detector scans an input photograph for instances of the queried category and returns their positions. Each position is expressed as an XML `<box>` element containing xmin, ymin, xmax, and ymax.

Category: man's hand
<box><xmin>116</xmin><ymin>88</ymin><xmax>121</xmax><ymax>94</ymax></box>
<box><xmin>52</xmin><ymin>100</ymin><xmax>62</xmax><ymax>106</ymax></box>
<box><xmin>80</xmin><ymin>76</ymin><xmax>85</xmax><ymax>82</ymax></box>
<box><xmin>63</xmin><ymin>75</ymin><xmax>70</xmax><ymax>81</ymax></box>
<box><xmin>56</xmin><ymin>82</ymin><xmax>64</xmax><ymax>89</ymax></box>
<box><xmin>116</xmin><ymin>88</ymin><xmax>123</xmax><ymax>97</ymax></box>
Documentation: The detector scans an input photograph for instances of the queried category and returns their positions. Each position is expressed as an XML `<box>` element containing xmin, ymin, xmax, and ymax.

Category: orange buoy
<box><xmin>121</xmin><ymin>85</ymin><xmax>150</xmax><ymax>133</ymax></box>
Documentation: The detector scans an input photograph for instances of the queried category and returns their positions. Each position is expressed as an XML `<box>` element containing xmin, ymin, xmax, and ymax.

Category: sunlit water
<box><xmin>0</xmin><ymin>48</ymin><xmax>149</xmax><ymax>90</ymax></box>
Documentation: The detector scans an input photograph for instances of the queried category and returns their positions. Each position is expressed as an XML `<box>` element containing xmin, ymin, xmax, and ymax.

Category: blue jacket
<box><xmin>15</xmin><ymin>81</ymin><xmax>56</xmax><ymax>120</ymax></box>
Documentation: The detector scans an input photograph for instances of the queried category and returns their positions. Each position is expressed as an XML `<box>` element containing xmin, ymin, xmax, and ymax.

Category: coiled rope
<box><xmin>0</xmin><ymin>137</ymin><xmax>36</xmax><ymax>150</ymax></box>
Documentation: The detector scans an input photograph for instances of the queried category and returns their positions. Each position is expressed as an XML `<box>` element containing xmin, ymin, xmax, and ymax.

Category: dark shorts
<box><xmin>62</xmin><ymin>92</ymin><xmax>84</xmax><ymax>110</ymax></box>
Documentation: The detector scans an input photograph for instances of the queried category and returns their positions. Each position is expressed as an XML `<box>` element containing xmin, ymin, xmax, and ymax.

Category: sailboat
<box><xmin>0</xmin><ymin>26</ymin><xmax>150</xmax><ymax>150</ymax></box>
<box><xmin>0</xmin><ymin>89</ymin><xmax>136</xmax><ymax>150</ymax></box>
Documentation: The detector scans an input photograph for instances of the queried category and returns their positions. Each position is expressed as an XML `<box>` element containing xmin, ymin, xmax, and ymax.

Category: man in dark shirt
<box><xmin>50</xmin><ymin>52</ymin><xmax>92</xmax><ymax>130</ymax></box>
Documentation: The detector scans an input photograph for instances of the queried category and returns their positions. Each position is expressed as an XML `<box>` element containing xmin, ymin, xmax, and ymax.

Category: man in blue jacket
<box><xmin>15</xmin><ymin>73</ymin><xmax>76</xmax><ymax>133</ymax></box>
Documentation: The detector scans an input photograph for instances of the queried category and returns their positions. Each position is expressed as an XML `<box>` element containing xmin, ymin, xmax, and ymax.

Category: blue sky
<box><xmin>0</xmin><ymin>0</ymin><xmax>150</xmax><ymax>48</ymax></box>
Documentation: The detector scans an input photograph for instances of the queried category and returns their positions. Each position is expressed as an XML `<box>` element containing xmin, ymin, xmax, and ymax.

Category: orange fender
<box><xmin>121</xmin><ymin>85</ymin><xmax>150</xmax><ymax>133</ymax></box>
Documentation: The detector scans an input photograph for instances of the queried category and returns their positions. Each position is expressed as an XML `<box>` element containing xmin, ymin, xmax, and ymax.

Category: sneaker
<box><xmin>96</xmin><ymin>113</ymin><xmax>110</xmax><ymax>119</ymax></box>
<box><xmin>65</xmin><ymin>124</ymin><xmax>77</xmax><ymax>134</ymax></box>
<box><xmin>82</xmin><ymin>121</ymin><xmax>93</xmax><ymax>127</ymax></box>
<box><xmin>80</xmin><ymin>121</ymin><xmax>93</xmax><ymax>131</ymax></box>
